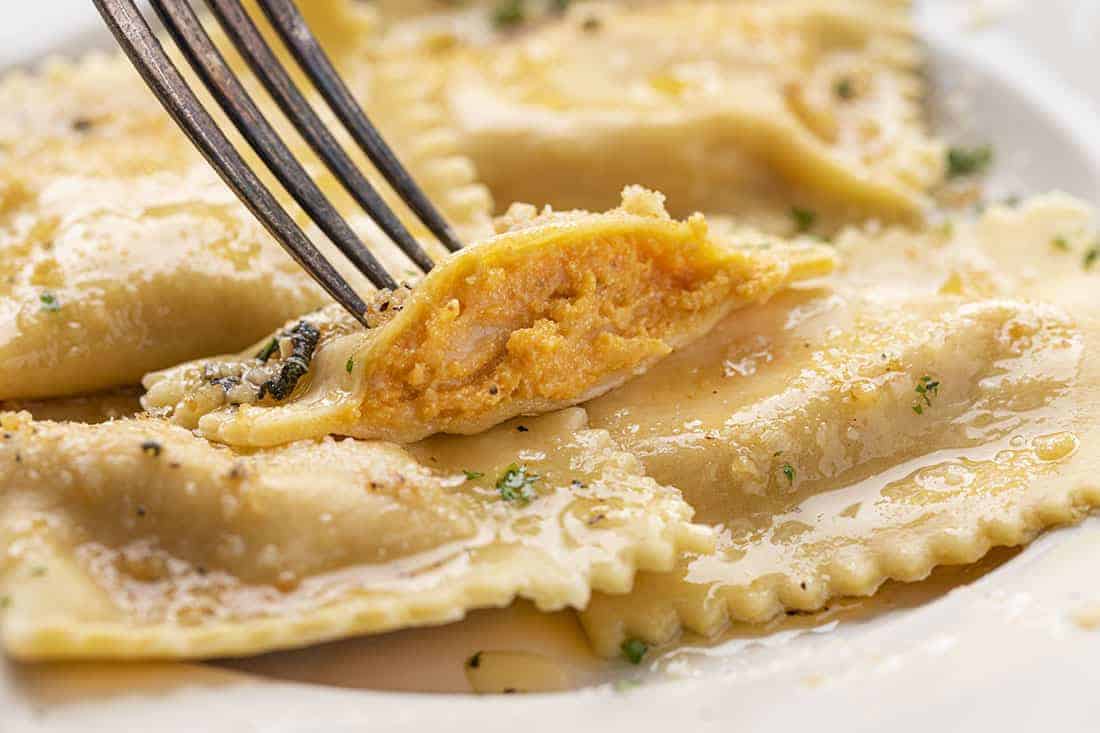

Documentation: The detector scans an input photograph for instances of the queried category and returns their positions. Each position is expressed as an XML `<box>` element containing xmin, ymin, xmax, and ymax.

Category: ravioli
<box><xmin>0</xmin><ymin>407</ymin><xmax>709</xmax><ymax>660</ymax></box>
<box><xmin>578</xmin><ymin>196</ymin><xmax>1100</xmax><ymax>655</ymax></box>
<box><xmin>387</xmin><ymin>0</ymin><xmax>941</xmax><ymax>230</ymax></box>
<box><xmin>0</xmin><ymin>0</ymin><xmax>491</xmax><ymax>401</ymax></box>
<box><xmin>142</xmin><ymin>188</ymin><xmax>836</xmax><ymax>446</ymax></box>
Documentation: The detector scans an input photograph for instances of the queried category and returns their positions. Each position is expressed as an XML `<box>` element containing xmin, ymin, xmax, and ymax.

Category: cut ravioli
<box><xmin>0</xmin><ymin>0</ymin><xmax>491</xmax><ymax>400</ymax></box>
<box><xmin>578</xmin><ymin>197</ymin><xmax>1100</xmax><ymax>655</ymax></box>
<box><xmin>0</xmin><ymin>408</ymin><xmax>708</xmax><ymax>660</ymax></box>
<box><xmin>142</xmin><ymin>189</ymin><xmax>835</xmax><ymax>446</ymax></box>
<box><xmin>395</xmin><ymin>0</ymin><xmax>941</xmax><ymax>229</ymax></box>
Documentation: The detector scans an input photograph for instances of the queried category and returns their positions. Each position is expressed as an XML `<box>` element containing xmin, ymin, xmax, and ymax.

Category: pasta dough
<box><xmin>387</xmin><ymin>0</ymin><xmax>941</xmax><ymax>230</ymax></box>
<box><xmin>142</xmin><ymin>188</ymin><xmax>836</xmax><ymax>446</ymax></box>
<box><xmin>0</xmin><ymin>0</ymin><xmax>491</xmax><ymax>400</ymax></box>
<box><xmin>579</xmin><ymin>196</ymin><xmax>1100</xmax><ymax>654</ymax></box>
<box><xmin>0</xmin><ymin>408</ymin><xmax>708</xmax><ymax>660</ymax></box>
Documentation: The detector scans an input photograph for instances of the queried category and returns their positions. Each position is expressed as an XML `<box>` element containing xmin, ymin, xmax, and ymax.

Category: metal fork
<box><xmin>94</xmin><ymin>0</ymin><xmax>465</xmax><ymax>327</ymax></box>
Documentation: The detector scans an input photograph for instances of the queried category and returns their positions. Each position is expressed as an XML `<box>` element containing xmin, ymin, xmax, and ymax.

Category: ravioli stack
<box><xmin>1</xmin><ymin>0</ymin><xmax>1098</xmax><ymax>671</ymax></box>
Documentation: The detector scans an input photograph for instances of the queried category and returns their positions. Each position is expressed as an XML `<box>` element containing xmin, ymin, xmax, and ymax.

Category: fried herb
<box><xmin>255</xmin><ymin>338</ymin><xmax>279</xmax><ymax>363</ymax></box>
<box><xmin>258</xmin><ymin>321</ymin><xmax>321</xmax><ymax>401</ymax></box>
<box><xmin>140</xmin><ymin>440</ymin><xmax>162</xmax><ymax>457</ymax></box>
<box><xmin>782</xmin><ymin>463</ymin><xmax>796</xmax><ymax>485</ymax></box>
<box><xmin>790</xmin><ymin>206</ymin><xmax>817</xmax><ymax>234</ymax></box>
<box><xmin>463</xmin><ymin>470</ymin><xmax>485</xmax><ymax>480</ymax></box>
<box><xmin>496</xmin><ymin>463</ymin><xmax>539</xmax><ymax>503</ymax></box>
<box><xmin>39</xmin><ymin>292</ymin><xmax>61</xmax><ymax>313</ymax></box>
<box><xmin>912</xmin><ymin>375</ymin><xmax>940</xmax><ymax>415</ymax></box>
<box><xmin>946</xmin><ymin>144</ymin><xmax>993</xmax><ymax>179</ymax></box>
<box><xmin>621</xmin><ymin>638</ymin><xmax>648</xmax><ymax>665</ymax></box>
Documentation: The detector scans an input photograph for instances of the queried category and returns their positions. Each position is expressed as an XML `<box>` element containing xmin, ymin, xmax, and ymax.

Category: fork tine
<box><xmin>150</xmin><ymin>0</ymin><xmax>400</xmax><ymax>292</ymax></box>
<box><xmin>257</xmin><ymin>0</ymin><xmax>465</xmax><ymax>253</ymax></box>
<box><xmin>204</xmin><ymin>0</ymin><xmax>437</xmax><ymax>275</ymax></box>
<box><xmin>92</xmin><ymin>0</ymin><xmax>371</xmax><ymax>326</ymax></box>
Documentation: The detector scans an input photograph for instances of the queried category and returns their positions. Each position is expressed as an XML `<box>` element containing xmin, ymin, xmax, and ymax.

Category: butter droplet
<box><xmin>1032</xmin><ymin>432</ymin><xmax>1078</xmax><ymax>462</ymax></box>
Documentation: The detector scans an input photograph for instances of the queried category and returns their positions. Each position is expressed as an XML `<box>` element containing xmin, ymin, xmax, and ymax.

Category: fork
<box><xmin>94</xmin><ymin>0</ymin><xmax>465</xmax><ymax>327</ymax></box>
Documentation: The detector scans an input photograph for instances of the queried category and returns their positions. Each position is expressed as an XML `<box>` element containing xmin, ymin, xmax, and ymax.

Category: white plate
<box><xmin>4</xmin><ymin>2</ymin><xmax>1100</xmax><ymax>731</ymax></box>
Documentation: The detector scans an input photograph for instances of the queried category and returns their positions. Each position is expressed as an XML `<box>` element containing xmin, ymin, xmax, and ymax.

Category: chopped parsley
<box><xmin>912</xmin><ymin>375</ymin><xmax>940</xmax><ymax>415</ymax></box>
<box><xmin>496</xmin><ymin>463</ymin><xmax>539</xmax><ymax>503</ymax></box>
<box><xmin>256</xmin><ymin>338</ymin><xmax>279</xmax><ymax>362</ymax></box>
<box><xmin>492</xmin><ymin>0</ymin><xmax>525</xmax><ymax>28</ymax></box>
<box><xmin>790</xmin><ymin>206</ymin><xmax>817</xmax><ymax>234</ymax></box>
<box><xmin>581</xmin><ymin>15</ymin><xmax>602</xmax><ymax>32</ymax></box>
<box><xmin>140</xmin><ymin>440</ymin><xmax>163</xmax><ymax>457</ymax></box>
<box><xmin>946</xmin><ymin>144</ymin><xmax>993</xmax><ymax>179</ymax></box>
<box><xmin>345</xmin><ymin>357</ymin><xmax>354</xmax><ymax>374</ymax></box>
<box><xmin>1052</xmin><ymin>235</ymin><xmax>1071</xmax><ymax>252</ymax></box>
<box><xmin>463</xmin><ymin>470</ymin><xmax>485</xmax><ymax>480</ymax></box>
<box><xmin>782</xmin><ymin>463</ymin><xmax>796</xmax><ymax>485</ymax></box>
<box><xmin>1085</xmin><ymin>244</ymin><xmax>1099</xmax><ymax>270</ymax></box>
<box><xmin>39</xmin><ymin>292</ymin><xmax>61</xmax><ymax>313</ymax></box>
<box><xmin>834</xmin><ymin>77</ymin><xmax>855</xmax><ymax>100</ymax></box>
<box><xmin>621</xmin><ymin>638</ymin><xmax>648</xmax><ymax>665</ymax></box>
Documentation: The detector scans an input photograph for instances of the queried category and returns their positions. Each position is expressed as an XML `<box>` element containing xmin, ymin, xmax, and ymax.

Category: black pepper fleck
<box><xmin>141</xmin><ymin>440</ymin><xmax>162</xmax><ymax>457</ymax></box>
<box><xmin>516</xmin><ymin>425</ymin><xmax>529</xmax><ymax>432</ymax></box>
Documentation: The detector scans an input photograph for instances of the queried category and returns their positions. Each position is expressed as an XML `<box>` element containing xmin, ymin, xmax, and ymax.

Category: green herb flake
<box><xmin>141</xmin><ymin>440</ymin><xmax>163</xmax><ymax>457</ymax></box>
<box><xmin>39</xmin><ymin>292</ymin><xmax>61</xmax><ymax>313</ymax></box>
<box><xmin>790</xmin><ymin>207</ymin><xmax>817</xmax><ymax>234</ymax></box>
<box><xmin>496</xmin><ymin>463</ymin><xmax>539</xmax><ymax>503</ymax></box>
<box><xmin>946</xmin><ymin>144</ymin><xmax>993</xmax><ymax>179</ymax></box>
<box><xmin>782</xmin><ymin>463</ymin><xmax>796</xmax><ymax>485</ymax></box>
<box><xmin>834</xmin><ymin>77</ymin><xmax>855</xmax><ymax>100</ymax></box>
<box><xmin>1052</xmin><ymin>236</ymin><xmax>1071</xmax><ymax>252</ymax></box>
<box><xmin>463</xmin><ymin>470</ymin><xmax>484</xmax><ymax>481</ymax></box>
<box><xmin>621</xmin><ymin>638</ymin><xmax>648</xmax><ymax>665</ymax></box>
<box><xmin>492</xmin><ymin>0</ymin><xmax>525</xmax><ymax>28</ymax></box>
<box><xmin>466</xmin><ymin>651</ymin><xmax>482</xmax><ymax>669</ymax></box>
<box><xmin>0</xmin><ymin>596</ymin><xmax>11</xmax><ymax>610</ymax></box>
<box><xmin>912</xmin><ymin>375</ymin><xmax>941</xmax><ymax>415</ymax></box>
<box><xmin>256</xmin><ymin>338</ymin><xmax>279</xmax><ymax>362</ymax></box>
<box><xmin>345</xmin><ymin>357</ymin><xmax>354</xmax><ymax>374</ymax></box>
<box><xmin>1085</xmin><ymin>244</ymin><xmax>1099</xmax><ymax>271</ymax></box>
